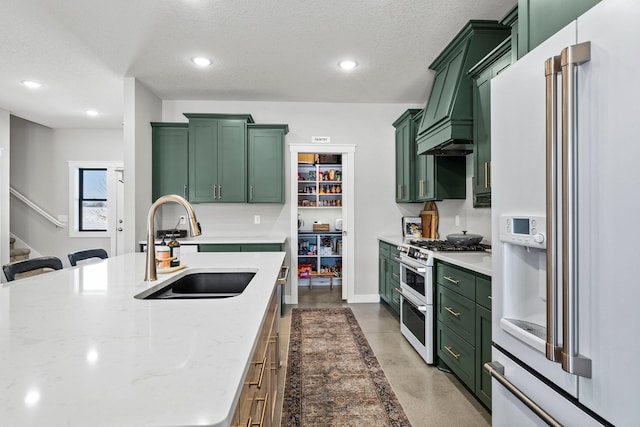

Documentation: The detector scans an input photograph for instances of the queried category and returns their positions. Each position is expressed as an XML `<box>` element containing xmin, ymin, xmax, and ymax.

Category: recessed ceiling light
<box><xmin>85</xmin><ymin>110</ymin><xmax>99</xmax><ymax>117</ymax></box>
<box><xmin>338</xmin><ymin>60</ymin><xmax>358</xmax><ymax>71</ymax></box>
<box><xmin>191</xmin><ymin>56</ymin><xmax>212</xmax><ymax>67</ymax></box>
<box><xmin>21</xmin><ymin>80</ymin><xmax>42</xmax><ymax>89</ymax></box>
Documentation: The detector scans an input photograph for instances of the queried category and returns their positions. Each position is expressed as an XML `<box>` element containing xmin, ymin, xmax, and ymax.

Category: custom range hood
<box><xmin>416</xmin><ymin>21</ymin><xmax>510</xmax><ymax>155</ymax></box>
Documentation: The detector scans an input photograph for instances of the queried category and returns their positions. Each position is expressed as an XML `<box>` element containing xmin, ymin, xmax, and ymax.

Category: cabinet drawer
<box><xmin>379</xmin><ymin>242</ymin><xmax>390</xmax><ymax>257</ymax></box>
<box><xmin>437</xmin><ymin>285</ymin><xmax>476</xmax><ymax>344</ymax></box>
<box><xmin>199</xmin><ymin>244</ymin><xmax>242</xmax><ymax>252</ymax></box>
<box><xmin>436</xmin><ymin>262</ymin><xmax>476</xmax><ymax>300</ymax></box>
<box><xmin>437</xmin><ymin>322</ymin><xmax>475</xmax><ymax>391</ymax></box>
<box><xmin>476</xmin><ymin>276</ymin><xmax>492</xmax><ymax>310</ymax></box>
<box><xmin>390</xmin><ymin>261</ymin><xmax>401</xmax><ymax>284</ymax></box>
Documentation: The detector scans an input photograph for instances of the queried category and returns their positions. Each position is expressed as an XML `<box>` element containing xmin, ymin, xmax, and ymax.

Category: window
<box><xmin>68</xmin><ymin>161</ymin><xmax>123</xmax><ymax>238</ymax></box>
<box><xmin>79</xmin><ymin>168</ymin><xmax>107</xmax><ymax>231</ymax></box>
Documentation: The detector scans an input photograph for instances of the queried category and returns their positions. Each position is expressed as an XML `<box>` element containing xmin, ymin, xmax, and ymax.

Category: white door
<box><xmin>114</xmin><ymin>169</ymin><xmax>125</xmax><ymax>255</ymax></box>
<box><xmin>574</xmin><ymin>1</ymin><xmax>640</xmax><ymax>424</ymax></box>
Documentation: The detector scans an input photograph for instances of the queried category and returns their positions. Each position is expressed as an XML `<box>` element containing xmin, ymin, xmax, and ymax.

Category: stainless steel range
<box><xmin>395</xmin><ymin>240</ymin><xmax>488</xmax><ymax>365</ymax></box>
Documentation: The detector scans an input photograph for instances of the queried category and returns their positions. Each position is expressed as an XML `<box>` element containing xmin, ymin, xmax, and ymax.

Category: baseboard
<box><xmin>347</xmin><ymin>294</ymin><xmax>381</xmax><ymax>304</ymax></box>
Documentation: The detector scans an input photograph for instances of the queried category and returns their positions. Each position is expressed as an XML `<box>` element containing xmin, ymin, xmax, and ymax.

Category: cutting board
<box><xmin>420</xmin><ymin>201</ymin><xmax>439</xmax><ymax>239</ymax></box>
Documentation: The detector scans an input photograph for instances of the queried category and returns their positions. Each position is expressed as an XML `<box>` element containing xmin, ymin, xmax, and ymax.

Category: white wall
<box><xmin>9</xmin><ymin>116</ymin><xmax>123</xmax><ymax>265</ymax></box>
<box><xmin>0</xmin><ymin>109</ymin><xmax>10</xmax><ymax>267</ymax></box>
<box><xmin>123</xmin><ymin>78</ymin><xmax>162</xmax><ymax>253</ymax></box>
<box><xmin>161</xmin><ymin>100</ymin><xmax>424</xmax><ymax>299</ymax></box>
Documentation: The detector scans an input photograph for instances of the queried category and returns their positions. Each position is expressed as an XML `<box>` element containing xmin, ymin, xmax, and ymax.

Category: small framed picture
<box><xmin>402</xmin><ymin>216</ymin><xmax>422</xmax><ymax>238</ymax></box>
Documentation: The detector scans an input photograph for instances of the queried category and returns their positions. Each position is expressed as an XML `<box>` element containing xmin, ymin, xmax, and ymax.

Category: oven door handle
<box><xmin>394</xmin><ymin>256</ymin><xmax>427</xmax><ymax>273</ymax></box>
<box><xmin>394</xmin><ymin>288</ymin><xmax>427</xmax><ymax>312</ymax></box>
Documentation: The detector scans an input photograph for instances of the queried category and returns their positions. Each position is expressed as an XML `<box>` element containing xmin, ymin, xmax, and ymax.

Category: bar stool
<box><xmin>3</xmin><ymin>256</ymin><xmax>64</xmax><ymax>282</ymax></box>
<box><xmin>68</xmin><ymin>249</ymin><xmax>109</xmax><ymax>266</ymax></box>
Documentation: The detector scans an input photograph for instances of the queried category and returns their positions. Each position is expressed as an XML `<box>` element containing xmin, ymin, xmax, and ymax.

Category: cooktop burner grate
<box><xmin>408</xmin><ymin>239</ymin><xmax>489</xmax><ymax>252</ymax></box>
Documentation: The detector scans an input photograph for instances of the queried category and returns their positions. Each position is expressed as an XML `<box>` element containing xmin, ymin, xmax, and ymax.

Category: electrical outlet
<box><xmin>179</xmin><ymin>216</ymin><xmax>186</xmax><ymax>225</ymax></box>
<box><xmin>254</xmin><ymin>215</ymin><xmax>261</xmax><ymax>224</ymax></box>
<box><xmin>455</xmin><ymin>215</ymin><xmax>460</xmax><ymax>226</ymax></box>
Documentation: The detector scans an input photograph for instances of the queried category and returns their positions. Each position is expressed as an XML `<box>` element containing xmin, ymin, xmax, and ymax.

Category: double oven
<box><xmin>395</xmin><ymin>245</ymin><xmax>434</xmax><ymax>364</ymax></box>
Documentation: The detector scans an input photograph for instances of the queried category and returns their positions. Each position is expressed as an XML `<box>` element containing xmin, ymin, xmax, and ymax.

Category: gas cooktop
<box><xmin>408</xmin><ymin>239</ymin><xmax>489</xmax><ymax>252</ymax></box>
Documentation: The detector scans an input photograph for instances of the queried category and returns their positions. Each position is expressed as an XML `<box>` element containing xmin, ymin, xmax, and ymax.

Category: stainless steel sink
<box><xmin>135</xmin><ymin>272</ymin><xmax>255</xmax><ymax>300</ymax></box>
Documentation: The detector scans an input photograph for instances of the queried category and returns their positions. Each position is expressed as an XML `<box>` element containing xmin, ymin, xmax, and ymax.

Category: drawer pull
<box><xmin>392</xmin><ymin>273</ymin><xmax>400</xmax><ymax>279</ymax></box>
<box><xmin>250</xmin><ymin>393</ymin><xmax>269</xmax><ymax>427</ymax></box>
<box><xmin>488</xmin><ymin>296</ymin><xmax>492</xmax><ymax>300</ymax></box>
<box><xmin>444</xmin><ymin>276</ymin><xmax>460</xmax><ymax>284</ymax></box>
<box><xmin>249</xmin><ymin>357</ymin><xmax>267</xmax><ymax>388</ymax></box>
<box><xmin>444</xmin><ymin>306</ymin><xmax>461</xmax><ymax>317</ymax></box>
<box><xmin>444</xmin><ymin>345</ymin><xmax>461</xmax><ymax>360</ymax></box>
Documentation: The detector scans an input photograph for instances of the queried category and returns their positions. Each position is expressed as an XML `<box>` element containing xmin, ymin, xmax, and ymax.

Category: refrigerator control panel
<box><xmin>499</xmin><ymin>215</ymin><xmax>546</xmax><ymax>248</ymax></box>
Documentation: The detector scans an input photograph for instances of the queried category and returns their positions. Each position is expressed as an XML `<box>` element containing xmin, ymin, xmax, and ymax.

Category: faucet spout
<box><xmin>145</xmin><ymin>194</ymin><xmax>202</xmax><ymax>281</ymax></box>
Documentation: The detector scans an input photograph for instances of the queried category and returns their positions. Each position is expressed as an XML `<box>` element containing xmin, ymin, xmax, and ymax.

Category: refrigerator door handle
<box><xmin>484</xmin><ymin>362</ymin><xmax>562</xmax><ymax>427</ymax></box>
<box><xmin>545</xmin><ymin>55</ymin><xmax>562</xmax><ymax>363</ymax></box>
<box><xmin>560</xmin><ymin>41</ymin><xmax>592</xmax><ymax>378</ymax></box>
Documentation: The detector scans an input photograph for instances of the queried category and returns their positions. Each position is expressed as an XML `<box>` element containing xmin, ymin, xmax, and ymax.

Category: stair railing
<box><xmin>9</xmin><ymin>186</ymin><xmax>66</xmax><ymax>228</ymax></box>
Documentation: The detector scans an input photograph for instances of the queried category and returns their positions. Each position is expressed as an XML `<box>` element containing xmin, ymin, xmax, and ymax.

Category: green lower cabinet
<box><xmin>247</xmin><ymin>124</ymin><xmax>288</xmax><ymax>204</ymax></box>
<box><xmin>378</xmin><ymin>241</ymin><xmax>400</xmax><ymax>316</ymax></box>
<box><xmin>435</xmin><ymin>261</ymin><xmax>492</xmax><ymax>409</ymax></box>
<box><xmin>151</xmin><ymin>123</ymin><xmax>189</xmax><ymax>201</ymax></box>
<box><xmin>199</xmin><ymin>243</ymin><xmax>283</xmax><ymax>252</ymax></box>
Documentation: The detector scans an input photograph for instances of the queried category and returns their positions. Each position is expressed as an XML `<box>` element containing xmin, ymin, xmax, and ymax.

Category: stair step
<box><xmin>10</xmin><ymin>247</ymin><xmax>31</xmax><ymax>263</ymax></box>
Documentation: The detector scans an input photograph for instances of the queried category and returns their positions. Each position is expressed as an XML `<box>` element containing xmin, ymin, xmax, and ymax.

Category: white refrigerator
<box><xmin>490</xmin><ymin>0</ymin><xmax>640</xmax><ymax>425</ymax></box>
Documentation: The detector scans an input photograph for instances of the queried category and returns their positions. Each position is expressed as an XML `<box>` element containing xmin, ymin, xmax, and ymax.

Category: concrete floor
<box><xmin>275</xmin><ymin>285</ymin><xmax>491</xmax><ymax>427</ymax></box>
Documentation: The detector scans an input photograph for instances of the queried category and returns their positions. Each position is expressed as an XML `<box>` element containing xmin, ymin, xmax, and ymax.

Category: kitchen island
<box><xmin>0</xmin><ymin>251</ymin><xmax>285</xmax><ymax>426</ymax></box>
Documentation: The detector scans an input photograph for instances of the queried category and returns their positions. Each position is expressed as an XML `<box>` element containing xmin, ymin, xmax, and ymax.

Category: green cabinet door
<box><xmin>185</xmin><ymin>114</ymin><xmax>254</xmax><ymax>203</ymax></box>
<box><xmin>470</xmin><ymin>40</ymin><xmax>512</xmax><ymax>207</ymax></box>
<box><xmin>241</xmin><ymin>243</ymin><xmax>284</xmax><ymax>252</ymax></box>
<box><xmin>247</xmin><ymin>124</ymin><xmax>288</xmax><ymax>204</ymax></box>
<box><xmin>416</xmin><ymin>155</ymin><xmax>466</xmax><ymax>201</ymax></box>
<box><xmin>393</xmin><ymin>109</ymin><xmax>421</xmax><ymax>203</ymax></box>
<box><xmin>199</xmin><ymin>244</ymin><xmax>242</xmax><ymax>252</ymax></box>
<box><xmin>217</xmin><ymin>120</ymin><xmax>247</xmax><ymax>202</ymax></box>
<box><xmin>378</xmin><ymin>252</ymin><xmax>387</xmax><ymax>297</ymax></box>
<box><xmin>151</xmin><ymin>123</ymin><xmax>189</xmax><ymax>202</ymax></box>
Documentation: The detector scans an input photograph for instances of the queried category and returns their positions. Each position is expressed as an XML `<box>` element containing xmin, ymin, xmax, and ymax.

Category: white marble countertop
<box><xmin>0</xmin><ymin>251</ymin><xmax>285</xmax><ymax>427</ymax></box>
<box><xmin>139</xmin><ymin>235</ymin><xmax>287</xmax><ymax>246</ymax></box>
<box><xmin>377</xmin><ymin>234</ymin><xmax>492</xmax><ymax>277</ymax></box>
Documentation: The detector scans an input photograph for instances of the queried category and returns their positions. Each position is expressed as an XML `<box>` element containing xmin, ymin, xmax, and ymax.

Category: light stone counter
<box><xmin>0</xmin><ymin>251</ymin><xmax>285</xmax><ymax>426</ymax></box>
<box><xmin>377</xmin><ymin>234</ymin><xmax>492</xmax><ymax>276</ymax></box>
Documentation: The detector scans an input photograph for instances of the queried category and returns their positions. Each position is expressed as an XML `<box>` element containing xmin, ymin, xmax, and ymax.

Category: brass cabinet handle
<box><xmin>444</xmin><ymin>345</ymin><xmax>461</xmax><ymax>360</ymax></box>
<box><xmin>183</xmin><ymin>184</ymin><xmax>187</xmax><ymax>199</ymax></box>
<box><xmin>419</xmin><ymin>179</ymin><xmax>424</xmax><ymax>197</ymax></box>
<box><xmin>250</xmin><ymin>185</ymin><xmax>254</xmax><ymax>201</ymax></box>
<box><xmin>443</xmin><ymin>276</ymin><xmax>460</xmax><ymax>284</ymax></box>
<box><xmin>251</xmin><ymin>393</ymin><xmax>269</xmax><ymax>427</ymax></box>
<box><xmin>213</xmin><ymin>184</ymin><xmax>217</xmax><ymax>199</ymax></box>
<box><xmin>444</xmin><ymin>306</ymin><xmax>460</xmax><ymax>318</ymax></box>
<box><xmin>219</xmin><ymin>184</ymin><xmax>222</xmax><ymax>200</ymax></box>
<box><xmin>392</xmin><ymin>273</ymin><xmax>400</xmax><ymax>279</ymax></box>
<box><xmin>397</xmin><ymin>185</ymin><xmax>402</xmax><ymax>199</ymax></box>
<box><xmin>249</xmin><ymin>357</ymin><xmax>267</xmax><ymax>388</ymax></box>
<box><xmin>488</xmin><ymin>161</ymin><xmax>492</xmax><ymax>188</ymax></box>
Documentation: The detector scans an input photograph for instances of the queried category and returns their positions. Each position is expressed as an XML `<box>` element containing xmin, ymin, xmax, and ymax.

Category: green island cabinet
<box><xmin>184</xmin><ymin>113</ymin><xmax>255</xmax><ymax>203</ymax></box>
<box><xmin>247</xmin><ymin>124</ymin><xmax>288</xmax><ymax>204</ymax></box>
<box><xmin>393</xmin><ymin>109</ymin><xmax>465</xmax><ymax>203</ymax></box>
<box><xmin>468</xmin><ymin>38</ymin><xmax>512</xmax><ymax>208</ymax></box>
<box><xmin>435</xmin><ymin>261</ymin><xmax>492</xmax><ymax>409</ymax></box>
<box><xmin>151</xmin><ymin>123</ymin><xmax>189</xmax><ymax>201</ymax></box>
<box><xmin>378</xmin><ymin>241</ymin><xmax>400</xmax><ymax>315</ymax></box>
<box><xmin>517</xmin><ymin>0</ymin><xmax>600</xmax><ymax>59</ymax></box>
<box><xmin>199</xmin><ymin>243</ymin><xmax>284</xmax><ymax>252</ymax></box>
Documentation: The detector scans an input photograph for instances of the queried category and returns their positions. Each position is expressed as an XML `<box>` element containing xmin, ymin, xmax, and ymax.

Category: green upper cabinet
<box><xmin>416</xmin><ymin>21</ymin><xmax>511</xmax><ymax>155</ymax></box>
<box><xmin>151</xmin><ymin>122</ymin><xmax>189</xmax><ymax>201</ymax></box>
<box><xmin>184</xmin><ymin>113</ymin><xmax>254</xmax><ymax>203</ymax></box>
<box><xmin>416</xmin><ymin>155</ymin><xmax>466</xmax><ymax>202</ymax></box>
<box><xmin>517</xmin><ymin>0</ymin><xmax>600</xmax><ymax>59</ymax></box>
<box><xmin>247</xmin><ymin>124</ymin><xmax>288</xmax><ymax>204</ymax></box>
<box><xmin>394</xmin><ymin>109</ymin><xmax>421</xmax><ymax>202</ymax></box>
<box><xmin>468</xmin><ymin>38</ymin><xmax>512</xmax><ymax>208</ymax></box>
<box><xmin>393</xmin><ymin>109</ymin><xmax>466</xmax><ymax>203</ymax></box>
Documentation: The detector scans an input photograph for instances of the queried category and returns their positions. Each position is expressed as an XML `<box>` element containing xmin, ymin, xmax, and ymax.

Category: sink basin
<box><xmin>135</xmin><ymin>272</ymin><xmax>256</xmax><ymax>300</ymax></box>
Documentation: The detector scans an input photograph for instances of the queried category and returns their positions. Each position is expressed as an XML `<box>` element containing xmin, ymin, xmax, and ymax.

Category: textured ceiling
<box><xmin>0</xmin><ymin>0</ymin><xmax>516</xmax><ymax>129</ymax></box>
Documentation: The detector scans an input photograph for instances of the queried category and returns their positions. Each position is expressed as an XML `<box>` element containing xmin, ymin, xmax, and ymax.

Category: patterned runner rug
<box><xmin>281</xmin><ymin>308</ymin><xmax>411</xmax><ymax>427</ymax></box>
